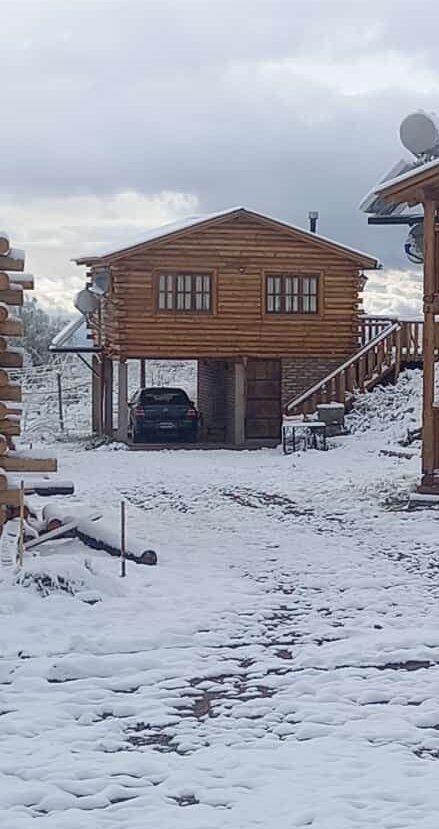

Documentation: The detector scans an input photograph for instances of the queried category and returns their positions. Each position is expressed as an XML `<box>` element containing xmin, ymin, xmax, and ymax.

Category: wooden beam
<box><xmin>0</xmin><ymin>249</ymin><xmax>25</xmax><ymax>272</ymax></box>
<box><xmin>421</xmin><ymin>197</ymin><xmax>437</xmax><ymax>483</ymax></box>
<box><xmin>103</xmin><ymin>357</ymin><xmax>113</xmax><ymax>437</ymax></box>
<box><xmin>0</xmin><ymin>384</ymin><xmax>22</xmax><ymax>402</ymax></box>
<box><xmin>0</xmin><ymin>488</ymin><xmax>22</xmax><ymax>506</ymax></box>
<box><xmin>91</xmin><ymin>354</ymin><xmax>102</xmax><ymax>435</ymax></box>
<box><xmin>0</xmin><ymin>234</ymin><xmax>9</xmax><ymax>255</ymax></box>
<box><xmin>0</xmin><ymin>454</ymin><xmax>57</xmax><ymax>472</ymax></box>
<box><xmin>9</xmin><ymin>273</ymin><xmax>34</xmax><ymax>290</ymax></box>
<box><xmin>0</xmin><ymin>418</ymin><xmax>20</xmax><ymax>436</ymax></box>
<box><xmin>0</xmin><ymin>273</ymin><xmax>34</xmax><ymax>291</ymax></box>
<box><xmin>0</xmin><ymin>318</ymin><xmax>23</xmax><ymax>336</ymax></box>
<box><xmin>116</xmin><ymin>360</ymin><xmax>128</xmax><ymax>441</ymax></box>
<box><xmin>0</xmin><ymin>288</ymin><xmax>23</xmax><ymax>306</ymax></box>
<box><xmin>0</xmin><ymin>401</ymin><xmax>21</xmax><ymax>417</ymax></box>
<box><xmin>0</xmin><ymin>350</ymin><xmax>23</xmax><ymax>368</ymax></box>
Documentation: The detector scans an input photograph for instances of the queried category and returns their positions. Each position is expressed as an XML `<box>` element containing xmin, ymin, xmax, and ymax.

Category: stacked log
<box><xmin>0</xmin><ymin>232</ymin><xmax>57</xmax><ymax>546</ymax></box>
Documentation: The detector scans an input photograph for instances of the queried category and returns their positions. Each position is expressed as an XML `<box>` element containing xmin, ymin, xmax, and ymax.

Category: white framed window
<box><xmin>158</xmin><ymin>273</ymin><xmax>212</xmax><ymax>312</ymax></box>
<box><xmin>266</xmin><ymin>274</ymin><xmax>318</xmax><ymax>314</ymax></box>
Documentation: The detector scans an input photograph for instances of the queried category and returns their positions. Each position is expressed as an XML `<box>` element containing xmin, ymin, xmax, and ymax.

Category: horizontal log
<box><xmin>0</xmin><ymin>318</ymin><xmax>23</xmax><ymax>336</ymax></box>
<box><xmin>0</xmin><ymin>418</ymin><xmax>20</xmax><ymax>436</ymax></box>
<box><xmin>8</xmin><ymin>273</ymin><xmax>34</xmax><ymax>290</ymax></box>
<box><xmin>0</xmin><ymin>350</ymin><xmax>23</xmax><ymax>368</ymax></box>
<box><xmin>0</xmin><ymin>288</ymin><xmax>23</xmax><ymax>306</ymax></box>
<box><xmin>0</xmin><ymin>384</ymin><xmax>22</xmax><ymax>402</ymax></box>
<box><xmin>0</xmin><ymin>488</ymin><xmax>22</xmax><ymax>506</ymax></box>
<box><xmin>0</xmin><ymin>401</ymin><xmax>22</xmax><ymax>417</ymax></box>
<box><xmin>0</xmin><ymin>233</ymin><xmax>9</xmax><ymax>255</ymax></box>
<box><xmin>0</xmin><ymin>249</ymin><xmax>25</xmax><ymax>272</ymax></box>
<box><xmin>0</xmin><ymin>272</ymin><xmax>34</xmax><ymax>291</ymax></box>
<box><xmin>0</xmin><ymin>454</ymin><xmax>57</xmax><ymax>472</ymax></box>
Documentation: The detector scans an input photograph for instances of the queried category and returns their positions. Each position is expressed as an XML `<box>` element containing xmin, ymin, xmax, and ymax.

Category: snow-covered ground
<box><xmin>3</xmin><ymin>369</ymin><xmax>439</xmax><ymax>828</ymax></box>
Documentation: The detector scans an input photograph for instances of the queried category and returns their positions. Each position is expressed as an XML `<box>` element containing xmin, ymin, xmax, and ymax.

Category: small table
<box><xmin>282</xmin><ymin>421</ymin><xmax>327</xmax><ymax>454</ymax></box>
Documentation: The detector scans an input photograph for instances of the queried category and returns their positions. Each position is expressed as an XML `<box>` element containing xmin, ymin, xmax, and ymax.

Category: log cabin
<box><xmin>72</xmin><ymin>206</ymin><xmax>379</xmax><ymax>445</ymax></box>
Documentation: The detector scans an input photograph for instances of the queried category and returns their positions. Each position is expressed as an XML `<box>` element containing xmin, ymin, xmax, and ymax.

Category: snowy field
<box><xmin>3</xmin><ymin>370</ymin><xmax>439</xmax><ymax>827</ymax></box>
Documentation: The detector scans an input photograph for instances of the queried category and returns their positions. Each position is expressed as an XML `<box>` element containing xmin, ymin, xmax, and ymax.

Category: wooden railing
<box><xmin>360</xmin><ymin>315</ymin><xmax>423</xmax><ymax>362</ymax></box>
<box><xmin>284</xmin><ymin>321</ymin><xmax>402</xmax><ymax>418</ymax></box>
<box><xmin>399</xmin><ymin>319</ymin><xmax>423</xmax><ymax>361</ymax></box>
<box><xmin>359</xmin><ymin>315</ymin><xmax>398</xmax><ymax>346</ymax></box>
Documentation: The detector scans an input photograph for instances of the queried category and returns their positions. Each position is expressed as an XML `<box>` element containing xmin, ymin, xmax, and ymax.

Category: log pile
<box><xmin>0</xmin><ymin>232</ymin><xmax>57</xmax><ymax>544</ymax></box>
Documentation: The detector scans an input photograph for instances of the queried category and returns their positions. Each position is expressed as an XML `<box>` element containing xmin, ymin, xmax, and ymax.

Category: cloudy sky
<box><xmin>1</xmin><ymin>0</ymin><xmax>436</xmax><ymax>316</ymax></box>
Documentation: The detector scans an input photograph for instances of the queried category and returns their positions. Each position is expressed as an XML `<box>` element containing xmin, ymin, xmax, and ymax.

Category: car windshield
<box><xmin>139</xmin><ymin>390</ymin><xmax>190</xmax><ymax>406</ymax></box>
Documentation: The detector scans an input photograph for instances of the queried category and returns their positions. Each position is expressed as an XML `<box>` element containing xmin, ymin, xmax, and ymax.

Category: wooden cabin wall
<box><xmin>96</xmin><ymin>215</ymin><xmax>361</xmax><ymax>360</ymax></box>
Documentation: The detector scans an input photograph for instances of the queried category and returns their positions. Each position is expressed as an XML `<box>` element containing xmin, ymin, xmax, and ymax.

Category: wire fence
<box><xmin>18</xmin><ymin>357</ymin><xmax>197</xmax><ymax>443</ymax></box>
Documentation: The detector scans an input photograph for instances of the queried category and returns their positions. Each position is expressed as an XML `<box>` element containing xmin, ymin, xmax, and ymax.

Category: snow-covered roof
<box><xmin>50</xmin><ymin>314</ymin><xmax>99</xmax><ymax>353</ymax></box>
<box><xmin>374</xmin><ymin>156</ymin><xmax>439</xmax><ymax>195</ymax></box>
<box><xmin>75</xmin><ymin>206</ymin><xmax>379</xmax><ymax>268</ymax></box>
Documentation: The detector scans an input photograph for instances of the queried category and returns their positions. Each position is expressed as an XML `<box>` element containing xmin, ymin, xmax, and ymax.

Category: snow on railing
<box><xmin>284</xmin><ymin>320</ymin><xmax>402</xmax><ymax>418</ymax></box>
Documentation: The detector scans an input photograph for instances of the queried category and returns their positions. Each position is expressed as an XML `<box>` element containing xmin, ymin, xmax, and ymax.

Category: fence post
<box><xmin>120</xmin><ymin>500</ymin><xmax>126</xmax><ymax>578</ymax></box>
<box><xmin>56</xmin><ymin>371</ymin><xmax>64</xmax><ymax>432</ymax></box>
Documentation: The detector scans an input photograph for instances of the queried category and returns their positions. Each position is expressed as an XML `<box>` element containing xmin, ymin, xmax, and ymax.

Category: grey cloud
<box><xmin>0</xmin><ymin>0</ymin><xmax>438</xmax><ymax>282</ymax></box>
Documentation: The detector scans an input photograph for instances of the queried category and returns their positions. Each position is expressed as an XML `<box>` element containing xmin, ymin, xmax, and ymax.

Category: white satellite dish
<box><xmin>400</xmin><ymin>111</ymin><xmax>439</xmax><ymax>158</ymax></box>
<box><xmin>74</xmin><ymin>288</ymin><xmax>100</xmax><ymax>315</ymax></box>
<box><xmin>91</xmin><ymin>271</ymin><xmax>111</xmax><ymax>296</ymax></box>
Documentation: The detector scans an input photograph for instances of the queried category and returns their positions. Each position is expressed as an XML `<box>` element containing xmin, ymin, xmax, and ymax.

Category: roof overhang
<box><xmin>74</xmin><ymin>206</ymin><xmax>380</xmax><ymax>271</ymax></box>
<box><xmin>374</xmin><ymin>158</ymin><xmax>439</xmax><ymax>207</ymax></box>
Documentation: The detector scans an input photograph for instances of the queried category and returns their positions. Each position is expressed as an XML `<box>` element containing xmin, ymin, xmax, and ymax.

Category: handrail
<box><xmin>284</xmin><ymin>321</ymin><xmax>400</xmax><ymax>417</ymax></box>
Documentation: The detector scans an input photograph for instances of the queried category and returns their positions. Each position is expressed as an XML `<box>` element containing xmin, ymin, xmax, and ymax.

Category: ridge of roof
<box><xmin>74</xmin><ymin>206</ymin><xmax>379</xmax><ymax>268</ymax></box>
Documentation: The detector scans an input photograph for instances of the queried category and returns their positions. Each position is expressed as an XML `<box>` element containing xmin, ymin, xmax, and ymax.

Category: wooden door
<box><xmin>245</xmin><ymin>359</ymin><xmax>281</xmax><ymax>440</ymax></box>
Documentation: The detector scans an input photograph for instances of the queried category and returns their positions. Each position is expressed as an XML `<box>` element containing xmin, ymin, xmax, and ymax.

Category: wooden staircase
<box><xmin>284</xmin><ymin>316</ymin><xmax>423</xmax><ymax>419</ymax></box>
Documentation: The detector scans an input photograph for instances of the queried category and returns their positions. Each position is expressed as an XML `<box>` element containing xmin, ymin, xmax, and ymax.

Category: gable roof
<box><xmin>74</xmin><ymin>206</ymin><xmax>379</xmax><ymax>269</ymax></box>
<box><xmin>374</xmin><ymin>157</ymin><xmax>439</xmax><ymax>207</ymax></box>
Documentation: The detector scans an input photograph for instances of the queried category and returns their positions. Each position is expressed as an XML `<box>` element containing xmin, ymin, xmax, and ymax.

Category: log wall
<box><xmin>89</xmin><ymin>212</ymin><xmax>366</xmax><ymax>360</ymax></box>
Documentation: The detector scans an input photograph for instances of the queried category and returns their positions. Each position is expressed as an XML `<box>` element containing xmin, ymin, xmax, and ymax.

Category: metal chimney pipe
<box><xmin>308</xmin><ymin>211</ymin><xmax>319</xmax><ymax>233</ymax></box>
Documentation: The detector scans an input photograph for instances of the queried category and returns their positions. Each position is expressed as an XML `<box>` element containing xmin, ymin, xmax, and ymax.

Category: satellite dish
<box><xmin>74</xmin><ymin>288</ymin><xmax>100</xmax><ymax>315</ymax></box>
<box><xmin>404</xmin><ymin>220</ymin><xmax>424</xmax><ymax>264</ymax></box>
<box><xmin>90</xmin><ymin>271</ymin><xmax>111</xmax><ymax>296</ymax></box>
<box><xmin>400</xmin><ymin>111</ymin><xmax>439</xmax><ymax>158</ymax></box>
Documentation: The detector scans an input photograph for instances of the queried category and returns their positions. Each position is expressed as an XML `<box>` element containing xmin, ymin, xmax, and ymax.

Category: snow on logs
<box><xmin>0</xmin><ymin>236</ymin><xmax>57</xmax><ymax>534</ymax></box>
<box><xmin>36</xmin><ymin>503</ymin><xmax>158</xmax><ymax>565</ymax></box>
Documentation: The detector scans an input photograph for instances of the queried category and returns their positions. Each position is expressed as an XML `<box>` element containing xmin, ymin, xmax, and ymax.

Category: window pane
<box><xmin>158</xmin><ymin>272</ymin><xmax>211</xmax><ymax>312</ymax></box>
<box><xmin>158</xmin><ymin>275</ymin><xmax>166</xmax><ymax>309</ymax></box>
<box><xmin>308</xmin><ymin>294</ymin><xmax>317</xmax><ymax>312</ymax></box>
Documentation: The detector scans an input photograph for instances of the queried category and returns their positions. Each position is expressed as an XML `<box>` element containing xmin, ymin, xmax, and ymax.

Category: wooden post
<box><xmin>92</xmin><ymin>354</ymin><xmax>103</xmax><ymax>435</ymax></box>
<box><xmin>234</xmin><ymin>360</ymin><xmax>246</xmax><ymax>445</ymax></box>
<box><xmin>103</xmin><ymin>357</ymin><xmax>114</xmax><ymax>438</ymax></box>
<box><xmin>117</xmin><ymin>360</ymin><xmax>129</xmax><ymax>442</ymax></box>
<box><xmin>420</xmin><ymin>198</ymin><xmax>437</xmax><ymax>490</ymax></box>
<box><xmin>140</xmin><ymin>359</ymin><xmax>146</xmax><ymax>388</ymax></box>
<box><xmin>17</xmin><ymin>480</ymin><xmax>24</xmax><ymax>566</ymax></box>
<box><xmin>120</xmin><ymin>499</ymin><xmax>126</xmax><ymax>577</ymax></box>
<box><xmin>56</xmin><ymin>371</ymin><xmax>64</xmax><ymax>432</ymax></box>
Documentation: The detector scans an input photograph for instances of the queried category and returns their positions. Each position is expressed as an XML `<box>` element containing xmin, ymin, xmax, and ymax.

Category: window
<box><xmin>157</xmin><ymin>273</ymin><xmax>212</xmax><ymax>312</ymax></box>
<box><xmin>266</xmin><ymin>274</ymin><xmax>319</xmax><ymax>314</ymax></box>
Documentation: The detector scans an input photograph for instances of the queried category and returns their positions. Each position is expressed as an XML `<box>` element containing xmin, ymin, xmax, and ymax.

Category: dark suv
<box><xmin>129</xmin><ymin>387</ymin><xmax>200</xmax><ymax>443</ymax></box>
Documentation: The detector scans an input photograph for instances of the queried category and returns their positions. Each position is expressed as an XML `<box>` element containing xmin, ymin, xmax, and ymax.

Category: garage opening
<box><xmin>197</xmin><ymin>358</ymin><xmax>281</xmax><ymax>445</ymax></box>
